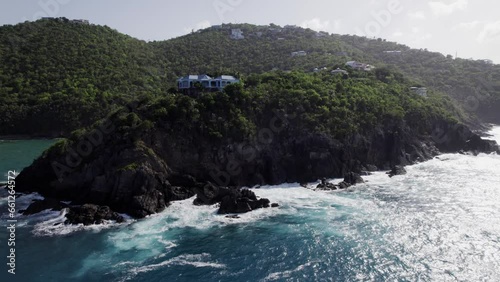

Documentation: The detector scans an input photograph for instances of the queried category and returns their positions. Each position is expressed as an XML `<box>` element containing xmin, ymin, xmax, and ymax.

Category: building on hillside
<box><xmin>313</xmin><ymin>67</ymin><xmax>328</xmax><ymax>72</ymax></box>
<box><xmin>383</xmin><ymin>50</ymin><xmax>402</xmax><ymax>54</ymax></box>
<box><xmin>331</xmin><ymin>68</ymin><xmax>349</xmax><ymax>75</ymax></box>
<box><xmin>71</xmin><ymin>19</ymin><xmax>90</xmax><ymax>24</ymax></box>
<box><xmin>177</xmin><ymin>75</ymin><xmax>240</xmax><ymax>94</ymax></box>
<box><xmin>345</xmin><ymin>61</ymin><xmax>374</xmax><ymax>71</ymax></box>
<box><xmin>410</xmin><ymin>87</ymin><xmax>428</xmax><ymax>97</ymax></box>
<box><xmin>291</xmin><ymin>51</ymin><xmax>307</xmax><ymax>57</ymax></box>
<box><xmin>230</xmin><ymin>29</ymin><xmax>245</xmax><ymax>40</ymax></box>
<box><xmin>316</xmin><ymin>31</ymin><xmax>329</xmax><ymax>37</ymax></box>
<box><xmin>482</xmin><ymin>59</ymin><xmax>494</xmax><ymax>65</ymax></box>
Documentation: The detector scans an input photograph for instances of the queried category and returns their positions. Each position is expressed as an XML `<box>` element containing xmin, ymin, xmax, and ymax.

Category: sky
<box><xmin>1</xmin><ymin>0</ymin><xmax>499</xmax><ymax>63</ymax></box>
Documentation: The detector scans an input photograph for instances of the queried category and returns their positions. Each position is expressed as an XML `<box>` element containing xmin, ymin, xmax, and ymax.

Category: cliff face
<box><xmin>16</xmin><ymin>116</ymin><xmax>499</xmax><ymax>219</ymax></box>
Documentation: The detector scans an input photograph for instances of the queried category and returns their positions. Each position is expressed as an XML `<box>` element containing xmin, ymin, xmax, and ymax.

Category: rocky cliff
<box><xmin>15</xmin><ymin>110</ymin><xmax>499</xmax><ymax>221</ymax></box>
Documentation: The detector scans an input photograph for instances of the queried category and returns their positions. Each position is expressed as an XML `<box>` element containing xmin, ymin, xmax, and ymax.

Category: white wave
<box><xmin>32</xmin><ymin>209</ymin><xmax>130</xmax><ymax>237</ymax></box>
<box><xmin>483</xmin><ymin>125</ymin><xmax>500</xmax><ymax>142</ymax></box>
<box><xmin>0</xmin><ymin>192</ymin><xmax>44</xmax><ymax>210</ymax></box>
<box><xmin>130</xmin><ymin>253</ymin><xmax>226</xmax><ymax>275</ymax></box>
<box><xmin>263</xmin><ymin>260</ymin><xmax>320</xmax><ymax>281</ymax></box>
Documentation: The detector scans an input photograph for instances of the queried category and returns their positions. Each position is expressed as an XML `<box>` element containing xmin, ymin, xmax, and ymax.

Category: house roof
<box><xmin>215</xmin><ymin>75</ymin><xmax>238</xmax><ymax>80</ymax></box>
<box><xmin>178</xmin><ymin>74</ymin><xmax>212</xmax><ymax>81</ymax></box>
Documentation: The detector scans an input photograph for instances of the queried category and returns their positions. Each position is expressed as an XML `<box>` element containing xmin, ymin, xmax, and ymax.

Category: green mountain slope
<box><xmin>0</xmin><ymin>20</ymin><xmax>499</xmax><ymax>136</ymax></box>
<box><xmin>0</xmin><ymin>18</ymin><xmax>165</xmax><ymax>135</ymax></box>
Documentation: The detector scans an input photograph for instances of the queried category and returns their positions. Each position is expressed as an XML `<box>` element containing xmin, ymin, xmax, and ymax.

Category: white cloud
<box><xmin>414</xmin><ymin>33</ymin><xmax>433</xmax><ymax>44</ymax></box>
<box><xmin>412</xmin><ymin>27</ymin><xmax>421</xmax><ymax>33</ymax></box>
<box><xmin>453</xmin><ymin>21</ymin><xmax>481</xmax><ymax>31</ymax></box>
<box><xmin>183</xmin><ymin>20</ymin><xmax>211</xmax><ymax>33</ymax></box>
<box><xmin>332</xmin><ymin>20</ymin><xmax>341</xmax><ymax>31</ymax></box>
<box><xmin>408</xmin><ymin>11</ymin><xmax>426</xmax><ymax>20</ymax></box>
<box><xmin>393</xmin><ymin>31</ymin><xmax>404</xmax><ymax>37</ymax></box>
<box><xmin>477</xmin><ymin>21</ymin><xmax>500</xmax><ymax>43</ymax></box>
<box><xmin>428</xmin><ymin>0</ymin><xmax>468</xmax><ymax>16</ymax></box>
<box><xmin>300</xmin><ymin>18</ymin><xmax>339</xmax><ymax>32</ymax></box>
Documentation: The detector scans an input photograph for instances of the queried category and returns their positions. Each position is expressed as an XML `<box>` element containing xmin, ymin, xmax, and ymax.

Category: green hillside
<box><xmin>0</xmin><ymin>20</ymin><xmax>499</xmax><ymax>136</ymax></box>
<box><xmin>0</xmin><ymin>18</ymin><xmax>165</xmax><ymax>135</ymax></box>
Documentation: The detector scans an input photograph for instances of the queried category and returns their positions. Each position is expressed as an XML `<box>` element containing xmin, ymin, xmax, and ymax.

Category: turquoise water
<box><xmin>1</xmin><ymin>129</ymin><xmax>500</xmax><ymax>281</ymax></box>
<box><xmin>0</xmin><ymin>139</ymin><xmax>57</xmax><ymax>179</ymax></box>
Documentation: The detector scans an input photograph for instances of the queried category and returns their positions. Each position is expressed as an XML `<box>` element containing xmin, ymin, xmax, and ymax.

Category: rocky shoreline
<box><xmin>14</xmin><ymin>119</ymin><xmax>500</xmax><ymax>226</ymax></box>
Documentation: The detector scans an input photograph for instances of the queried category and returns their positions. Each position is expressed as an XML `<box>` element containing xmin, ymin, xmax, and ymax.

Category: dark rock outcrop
<box><xmin>387</xmin><ymin>165</ymin><xmax>407</xmax><ymax>177</ymax></box>
<box><xmin>433</xmin><ymin>123</ymin><xmax>500</xmax><ymax>155</ymax></box>
<box><xmin>65</xmin><ymin>204</ymin><xmax>125</xmax><ymax>225</ymax></box>
<box><xmin>316</xmin><ymin>173</ymin><xmax>364</xmax><ymax>190</ymax></box>
<box><xmin>343</xmin><ymin>172</ymin><xmax>364</xmax><ymax>185</ymax></box>
<box><xmin>316</xmin><ymin>178</ymin><xmax>338</xmax><ymax>190</ymax></box>
<box><xmin>191</xmin><ymin>183</ymin><xmax>271</xmax><ymax>214</ymax></box>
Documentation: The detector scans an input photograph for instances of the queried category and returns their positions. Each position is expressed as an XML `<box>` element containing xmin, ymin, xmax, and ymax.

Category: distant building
<box><xmin>230</xmin><ymin>29</ymin><xmax>244</xmax><ymax>40</ymax></box>
<box><xmin>410</xmin><ymin>87</ymin><xmax>428</xmax><ymax>97</ymax></box>
<box><xmin>346</xmin><ymin>61</ymin><xmax>374</xmax><ymax>71</ymax></box>
<box><xmin>316</xmin><ymin>31</ymin><xmax>329</xmax><ymax>37</ymax></box>
<box><xmin>291</xmin><ymin>51</ymin><xmax>307</xmax><ymax>57</ymax></box>
<box><xmin>482</xmin><ymin>59</ymin><xmax>494</xmax><ymax>65</ymax></box>
<box><xmin>313</xmin><ymin>67</ymin><xmax>327</xmax><ymax>72</ymax></box>
<box><xmin>71</xmin><ymin>19</ymin><xmax>90</xmax><ymax>24</ymax></box>
<box><xmin>383</xmin><ymin>50</ymin><xmax>402</xmax><ymax>54</ymax></box>
<box><xmin>331</xmin><ymin>68</ymin><xmax>349</xmax><ymax>75</ymax></box>
<box><xmin>177</xmin><ymin>74</ymin><xmax>239</xmax><ymax>93</ymax></box>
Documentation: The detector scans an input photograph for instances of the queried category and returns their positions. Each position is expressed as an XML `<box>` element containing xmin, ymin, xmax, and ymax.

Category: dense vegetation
<box><xmin>0</xmin><ymin>19</ymin><xmax>499</xmax><ymax>136</ymax></box>
<box><xmin>0</xmin><ymin>18</ymin><xmax>165</xmax><ymax>135</ymax></box>
<box><xmin>54</xmin><ymin>70</ymin><xmax>458</xmax><ymax>154</ymax></box>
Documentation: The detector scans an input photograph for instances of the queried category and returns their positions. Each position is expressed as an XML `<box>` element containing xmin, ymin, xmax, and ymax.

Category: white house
<box><xmin>346</xmin><ymin>61</ymin><xmax>374</xmax><ymax>71</ymax></box>
<box><xmin>313</xmin><ymin>67</ymin><xmax>328</xmax><ymax>72</ymax></box>
<box><xmin>410</xmin><ymin>87</ymin><xmax>428</xmax><ymax>97</ymax></box>
<box><xmin>71</xmin><ymin>19</ymin><xmax>90</xmax><ymax>24</ymax></box>
<box><xmin>291</xmin><ymin>51</ymin><xmax>307</xmax><ymax>57</ymax></box>
<box><xmin>230</xmin><ymin>29</ymin><xmax>245</xmax><ymax>40</ymax></box>
<box><xmin>383</xmin><ymin>51</ymin><xmax>402</xmax><ymax>55</ymax></box>
<box><xmin>177</xmin><ymin>75</ymin><xmax>239</xmax><ymax>92</ymax></box>
<box><xmin>331</xmin><ymin>68</ymin><xmax>349</xmax><ymax>75</ymax></box>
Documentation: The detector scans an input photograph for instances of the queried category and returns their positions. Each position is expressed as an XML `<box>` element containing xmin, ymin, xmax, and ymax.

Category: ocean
<box><xmin>1</xmin><ymin>127</ymin><xmax>500</xmax><ymax>282</ymax></box>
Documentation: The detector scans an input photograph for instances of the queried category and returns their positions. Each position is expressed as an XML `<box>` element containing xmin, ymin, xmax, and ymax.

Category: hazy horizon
<box><xmin>1</xmin><ymin>0</ymin><xmax>499</xmax><ymax>63</ymax></box>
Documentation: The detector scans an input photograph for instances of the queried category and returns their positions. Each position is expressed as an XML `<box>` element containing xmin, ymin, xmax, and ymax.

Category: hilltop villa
<box><xmin>177</xmin><ymin>75</ymin><xmax>240</xmax><ymax>93</ymax></box>
<box><xmin>346</xmin><ymin>61</ymin><xmax>374</xmax><ymax>71</ymax></box>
